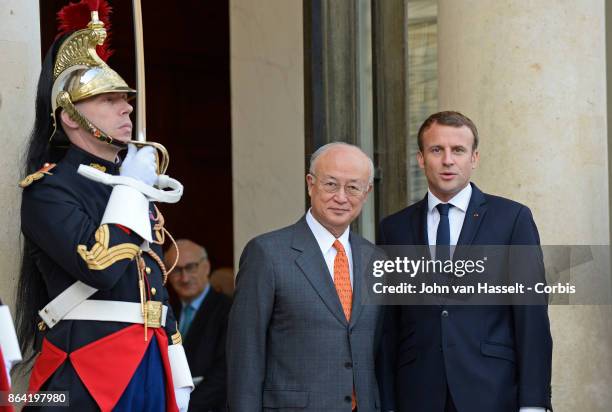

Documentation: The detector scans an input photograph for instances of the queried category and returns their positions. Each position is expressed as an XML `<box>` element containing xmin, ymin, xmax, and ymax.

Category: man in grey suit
<box><xmin>227</xmin><ymin>142</ymin><xmax>383</xmax><ymax>411</ymax></box>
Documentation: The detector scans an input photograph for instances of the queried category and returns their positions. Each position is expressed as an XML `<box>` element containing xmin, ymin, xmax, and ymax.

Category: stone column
<box><xmin>372</xmin><ymin>0</ymin><xmax>410</xmax><ymax>219</ymax></box>
<box><xmin>0</xmin><ymin>2</ymin><xmax>40</xmax><ymax>308</ymax></box>
<box><xmin>0</xmin><ymin>0</ymin><xmax>41</xmax><ymax>392</ymax></box>
<box><xmin>438</xmin><ymin>0</ymin><xmax>611</xmax><ymax>410</ymax></box>
<box><xmin>230</xmin><ymin>0</ymin><xmax>305</xmax><ymax>266</ymax></box>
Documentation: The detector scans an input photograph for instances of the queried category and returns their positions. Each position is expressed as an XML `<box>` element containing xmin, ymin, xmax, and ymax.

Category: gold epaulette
<box><xmin>88</xmin><ymin>163</ymin><xmax>107</xmax><ymax>172</ymax></box>
<box><xmin>171</xmin><ymin>330</ymin><xmax>182</xmax><ymax>345</ymax></box>
<box><xmin>19</xmin><ymin>163</ymin><xmax>56</xmax><ymax>188</ymax></box>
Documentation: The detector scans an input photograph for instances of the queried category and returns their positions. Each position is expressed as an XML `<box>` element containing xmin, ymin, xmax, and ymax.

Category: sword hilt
<box><xmin>128</xmin><ymin>139</ymin><xmax>169</xmax><ymax>175</ymax></box>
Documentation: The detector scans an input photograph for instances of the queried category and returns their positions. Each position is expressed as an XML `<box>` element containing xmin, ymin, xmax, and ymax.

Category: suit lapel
<box><xmin>456</xmin><ymin>183</ymin><xmax>487</xmax><ymax>246</ymax></box>
<box><xmin>418</xmin><ymin>197</ymin><xmax>430</xmax><ymax>246</ymax></box>
<box><xmin>414</xmin><ymin>196</ymin><xmax>431</xmax><ymax>258</ymax></box>
<box><xmin>293</xmin><ymin>218</ymin><xmax>348</xmax><ymax>326</ymax></box>
<box><xmin>349</xmin><ymin>234</ymin><xmax>376</xmax><ymax>327</ymax></box>
<box><xmin>183</xmin><ymin>290</ymin><xmax>217</xmax><ymax>349</ymax></box>
<box><xmin>350</xmin><ymin>235</ymin><xmax>363</xmax><ymax>326</ymax></box>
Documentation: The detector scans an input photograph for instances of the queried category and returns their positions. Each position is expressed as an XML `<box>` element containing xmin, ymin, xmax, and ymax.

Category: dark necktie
<box><xmin>436</xmin><ymin>203</ymin><xmax>452</xmax><ymax>261</ymax></box>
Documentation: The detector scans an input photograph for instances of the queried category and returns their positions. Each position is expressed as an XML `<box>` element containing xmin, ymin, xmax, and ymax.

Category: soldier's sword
<box><xmin>129</xmin><ymin>0</ymin><xmax>170</xmax><ymax>175</ymax></box>
<box><xmin>77</xmin><ymin>0</ymin><xmax>182</xmax><ymax>200</ymax></box>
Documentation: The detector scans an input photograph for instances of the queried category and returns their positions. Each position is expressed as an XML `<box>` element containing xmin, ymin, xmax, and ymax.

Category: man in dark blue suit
<box><xmin>165</xmin><ymin>240</ymin><xmax>232</xmax><ymax>412</ymax></box>
<box><xmin>378</xmin><ymin>111</ymin><xmax>552</xmax><ymax>412</ymax></box>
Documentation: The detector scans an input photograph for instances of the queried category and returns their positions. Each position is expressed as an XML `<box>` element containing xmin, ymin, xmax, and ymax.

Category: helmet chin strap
<box><xmin>53</xmin><ymin>91</ymin><xmax>128</xmax><ymax>150</ymax></box>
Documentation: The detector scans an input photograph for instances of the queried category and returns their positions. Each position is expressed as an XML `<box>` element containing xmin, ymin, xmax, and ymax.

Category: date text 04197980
<box><xmin>0</xmin><ymin>391</ymin><xmax>69</xmax><ymax>406</ymax></box>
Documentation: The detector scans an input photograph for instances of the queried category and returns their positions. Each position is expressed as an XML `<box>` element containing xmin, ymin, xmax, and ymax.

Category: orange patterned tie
<box><xmin>333</xmin><ymin>240</ymin><xmax>352</xmax><ymax>320</ymax></box>
<box><xmin>332</xmin><ymin>240</ymin><xmax>356</xmax><ymax>410</ymax></box>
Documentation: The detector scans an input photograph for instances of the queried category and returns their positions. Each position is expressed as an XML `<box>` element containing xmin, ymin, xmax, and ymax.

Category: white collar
<box><xmin>306</xmin><ymin>209</ymin><xmax>351</xmax><ymax>254</ymax></box>
<box><xmin>427</xmin><ymin>183</ymin><xmax>472</xmax><ymax>213</ymax></box>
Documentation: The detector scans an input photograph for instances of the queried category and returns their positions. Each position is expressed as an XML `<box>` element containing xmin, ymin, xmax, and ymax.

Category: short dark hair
<box><xmin>417</xmin><ymin>111</ymin><xmax>479</xmax><ymax>152</ymax></box>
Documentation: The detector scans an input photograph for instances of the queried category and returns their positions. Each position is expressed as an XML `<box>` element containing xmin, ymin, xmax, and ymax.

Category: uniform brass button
<box><xmin>145</xmin><ymin>267</ymin><xmax>151</xmax><ymax>274</ymax></box>
<box><xmin>151</xmin><ymin>287</ymin><xmax>157</xmax><ymax>296</ymax></box>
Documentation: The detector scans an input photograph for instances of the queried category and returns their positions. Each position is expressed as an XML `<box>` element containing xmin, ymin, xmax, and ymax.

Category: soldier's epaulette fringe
<box><xmin>19</xmin><ymin>163</ymin><xmax>56</xmax><ymax>188</ymax></box>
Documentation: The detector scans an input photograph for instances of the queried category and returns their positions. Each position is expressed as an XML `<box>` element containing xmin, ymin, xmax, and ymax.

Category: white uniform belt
<box><xmin>39</xmin><ymin>281</ymin><xmax>98</xmax><ymax>328</ymax></box>
<box><xmin>60</xmin><ymin>300</ymin><xmax>167</xmax><ymax>327</ymax></box>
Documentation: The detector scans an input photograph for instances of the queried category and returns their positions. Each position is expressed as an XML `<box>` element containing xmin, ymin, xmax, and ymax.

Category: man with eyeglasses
<box><xmin>165</xmin><ymin>239</ymin><xmax>232</xmax><ymax>412</ymax></box>
<box><xmin>227</xmin><ymin>142</ymin><xmax>385</xmax><ymax>412</ymax></box>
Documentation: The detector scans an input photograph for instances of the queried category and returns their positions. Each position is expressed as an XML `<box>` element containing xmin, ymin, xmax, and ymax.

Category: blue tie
<box><xmin>180</xmin><ymin>305</ymin><xmax>195</xmax><ymax>337</ymax></box>
<box><xmin>436</xmin><ymin>203</ymin><xmax>452</xmax><ymax>261</ymax></box>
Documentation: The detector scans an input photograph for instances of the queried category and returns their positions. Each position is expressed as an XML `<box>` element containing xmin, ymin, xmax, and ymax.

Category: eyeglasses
<box><xmin>310</xmin><ymin>174</ymin><xmax>369</xmax><ymax>197</ymax></box>
<box><xmin>169</xmin><ymin>258</ymin><xmax>205</xmax><ymax>277</ymax></box>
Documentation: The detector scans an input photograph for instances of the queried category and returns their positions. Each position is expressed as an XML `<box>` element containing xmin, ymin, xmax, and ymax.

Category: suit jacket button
<box><xmin>345</xmin><ymin>395</ymin><xmax>352</xmax><ymax>403</ymax></box>
<box><xmin>344</xmin><ymin>361</ymin><xmax>353</xmax><ymax>369</ymax></box>
<box><xmin>441</xmin><ymin>310</ymin><xmax>449</xmax><ymax>318</ymax></box>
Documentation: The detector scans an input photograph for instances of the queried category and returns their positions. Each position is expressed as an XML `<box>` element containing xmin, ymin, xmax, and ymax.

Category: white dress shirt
<box><xmin>426</xmin><ymin>183</ymin><xmax>472</xmax><ymax>247</ymax></box>
<box><xmin>306</xmin><ymin>209</ymin><xmax>353</xmax><ymax>287</ymax></box>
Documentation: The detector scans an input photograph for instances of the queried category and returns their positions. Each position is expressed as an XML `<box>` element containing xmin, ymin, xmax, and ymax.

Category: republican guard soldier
<box><xmin>16</xmin><ymin>1</ymin><xmax>192</xmax><ymax>410</ymax></box>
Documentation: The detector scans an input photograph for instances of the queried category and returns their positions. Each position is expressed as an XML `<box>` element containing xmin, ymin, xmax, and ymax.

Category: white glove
<box><xmin>120</xmin><ymin>144</ymin><xmax>157</xmax><ymax>186</ymax></box>
<box><xmin>174</xmin><ymin>386</ymin><xmax>191</xmax><ymax>412</ymax></box>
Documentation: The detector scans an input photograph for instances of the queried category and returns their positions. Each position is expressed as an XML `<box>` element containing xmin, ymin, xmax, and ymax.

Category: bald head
<box><xmin>309</xmin><ymin>142</ymin><xmax>374</xmax><ymax>184</ymax></box>
<box><xmin>306</xmin><ymin>142</ymin><xmax>373</xmax><ymax>237</ymax></box>
<box><xmin>166</xmin><ymin>239</ymin><xmax>207</xmax><ymax>262</ymax></box>
<box><xmin>165</xmin><ymin>239</ymin><xmax>210</xmax><ymax>303</ymax></box>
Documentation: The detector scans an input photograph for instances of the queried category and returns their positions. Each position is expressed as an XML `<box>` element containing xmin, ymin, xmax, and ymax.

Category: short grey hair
<box><xmin>309</xmin><ymin>142</ymin><xmax>374</xmax><ymax>185</ymax></box>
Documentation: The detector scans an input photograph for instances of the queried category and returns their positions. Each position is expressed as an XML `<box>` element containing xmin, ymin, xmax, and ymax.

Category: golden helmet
<box><xmin>51</xmin><ymin>1</ymin><xmax>135</xmax><ymax>145</ymax></box>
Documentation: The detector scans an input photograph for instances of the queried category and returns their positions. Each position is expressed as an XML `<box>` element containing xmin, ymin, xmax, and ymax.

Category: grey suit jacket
<box><xmin>227</xmin><ymin>217</ymin><xmax>383</xmax><ymax>412</ymax></box>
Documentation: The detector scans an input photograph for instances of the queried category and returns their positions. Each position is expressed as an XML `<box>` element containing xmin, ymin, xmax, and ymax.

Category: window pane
<box><xmin>408</xmin><ymin>0</ymin><xmax>438</xmax><ymax>203</ymax></box>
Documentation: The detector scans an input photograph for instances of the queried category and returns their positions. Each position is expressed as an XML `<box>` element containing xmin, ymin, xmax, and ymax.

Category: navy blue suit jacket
<box><xmin>377</xmin><ymin>183</ymin><xmax>552</xmax><ymax>412</ymax></box>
